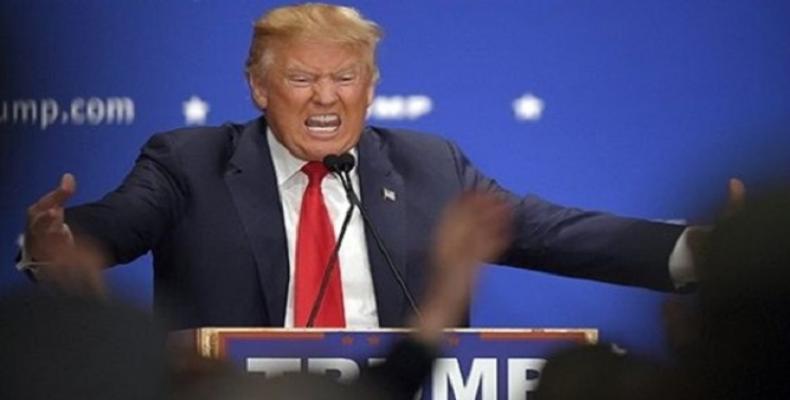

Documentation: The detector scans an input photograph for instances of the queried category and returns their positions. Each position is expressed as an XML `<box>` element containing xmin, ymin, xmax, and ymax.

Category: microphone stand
<box><xmin>336</xmin><ymin>161</ymin><xmax>423</xmax><ymax>321</ymax></box>
<box><xmin>305</xmin><ymin>200</ymin><xmax>354</xmax><ymax>327</ymax></box>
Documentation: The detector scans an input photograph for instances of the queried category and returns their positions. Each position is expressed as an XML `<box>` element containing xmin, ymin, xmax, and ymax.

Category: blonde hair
<box><xmin>245</xmin><ymin>3</ymin><xmax>382</xmax><ymax>83</ymax></box>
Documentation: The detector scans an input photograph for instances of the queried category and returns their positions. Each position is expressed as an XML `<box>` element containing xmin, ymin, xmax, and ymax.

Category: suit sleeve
<box><xmin>64</xmin><ymin>133</ymin><xmax>188</xmax><ymax>265</ymax></box>
<box><xmin>445</xmin><ymin>140</ymin><xmax>685</xmax><ymax>291</ymax></box>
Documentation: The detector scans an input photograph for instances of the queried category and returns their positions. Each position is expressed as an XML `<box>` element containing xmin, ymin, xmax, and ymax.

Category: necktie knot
<box><xmin>302</xmin><ymin>162</ymin><xmax>329</xmax><ymax>186</ymax></box>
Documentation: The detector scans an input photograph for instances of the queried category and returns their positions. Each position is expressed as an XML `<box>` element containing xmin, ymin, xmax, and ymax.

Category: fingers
<box><xmin>450</xmin><ymin>192</ymin><xmax>512</xmax><ymax>262</ymax></box>
<box><xmin>28</xmin><ymin>173</ymin><xmax>76</xmax><ymax>231</ymax></box>
<box><xmin>25</xmin><ymin>173</ymin><xmax>77</xmax><ymax>262</ymax></box>
<box><xmin>27</xmin><ymin>211</ymin><xmax>73</xmax><ymax>255</ymax></box>
<box><xmin>29</xmin><ymin>173</ymin><xmax>77</xmax><ymax>214</ymax></box>
<box><xmin>430</xmin><ymin>191</ymin><xmax>513</xmax><ymax>286</ymax></box>
<box><xmin>724</xmin><ymin>177</ymin><xmax>746</xmax><ymax>217</ymax></box>
<box><xmin>29</xmin><ymin>207</ymin><xmax>64</xmax><ymax>231</ymax></box>
<box><xmin>60</xmin><ymin>172</ymin><xmax>77</xmax><ymax>198</ymax></box>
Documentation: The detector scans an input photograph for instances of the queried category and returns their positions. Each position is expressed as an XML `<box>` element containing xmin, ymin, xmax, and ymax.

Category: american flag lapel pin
<box><xmin>382</xmin><ymin>187</ymin><xmax>396</xmax><ymax>202</ymax></box>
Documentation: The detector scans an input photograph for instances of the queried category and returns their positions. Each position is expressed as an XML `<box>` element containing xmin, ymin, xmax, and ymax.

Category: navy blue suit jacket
<box><xmin>66</xmin><ymin>117</ymin><xmax>684</xmax><ymax>329</ymax></box>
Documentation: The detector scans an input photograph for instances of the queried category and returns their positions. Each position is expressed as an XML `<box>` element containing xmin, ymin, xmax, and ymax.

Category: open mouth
<box><xmin>304</xmin><ymin>113</ymin><xmax>341</xmax><ymax>135</ymax></box>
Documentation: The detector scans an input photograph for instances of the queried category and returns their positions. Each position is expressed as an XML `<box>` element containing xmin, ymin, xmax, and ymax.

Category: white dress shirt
<box><xmin>266</xmin><ymin>129</ymin><xmax>380</xmax><ymax>328</ymax></box>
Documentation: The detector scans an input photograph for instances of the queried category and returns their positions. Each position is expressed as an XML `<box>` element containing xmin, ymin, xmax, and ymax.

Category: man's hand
<box><xmin>413</xmin><ymin>192</ymin><xmax>512</xmax><ymax>343</ymax></box>
<box><xmin>25</xmin><ymin>173</ymin><xmax>77</xmax><ymax>263</ymax></box>
<box><xmin>23</xmin><ymin>173</ymin><xmax>107</xmax><ymax>297</ymax></box>
<box><xmin>685</xmin><ymin>178</ymin><xmax>746</xmax><ymax>276</ymax></box>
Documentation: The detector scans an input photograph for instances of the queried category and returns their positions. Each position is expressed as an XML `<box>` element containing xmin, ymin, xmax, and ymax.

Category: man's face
<box><xmin>251</xmin><ymin>39</ymin><xmax>375</xmax><ymax>161</ymax></box>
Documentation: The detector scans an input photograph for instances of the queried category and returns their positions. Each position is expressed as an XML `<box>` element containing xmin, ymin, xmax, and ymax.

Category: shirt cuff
<box><xmin>668</xmin><ymin>226</ymin><xmax>708</xmax><ymax>288</ymax></box>
<box><xmin>15</xmin><ymin>234</ymin><xmax>49</xmax><ymax>273</ymax></box>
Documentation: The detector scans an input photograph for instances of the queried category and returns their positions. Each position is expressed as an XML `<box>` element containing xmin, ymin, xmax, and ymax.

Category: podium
<box><xmin>173</xmin><ymin>327</ymin><xmax>597</xmax><ymax>400</ymax></box>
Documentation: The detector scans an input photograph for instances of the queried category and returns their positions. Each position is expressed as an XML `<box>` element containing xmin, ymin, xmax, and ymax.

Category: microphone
<box><xmin>322</xmin><ymin>154</ymin><xmax>355</xmax><ymax>202</ymax></box>
<box><xmin>322</xmin><ymin>154</ymin><xmax>342</xmax><ymax>172</ymax></box>
<box><xmin>336</xmin><ymin>153</ymin><xmax>355</xmax><ymax>174</ymax></box>
<box><xmin>324</xmin><ymin>153</ymin><xmax>423</xmax><ymax>321</ymax></box>
<box><xmin>305</xmin><ymin>158</ymin><xmax>355</xmax><ymax>327</ymax></box>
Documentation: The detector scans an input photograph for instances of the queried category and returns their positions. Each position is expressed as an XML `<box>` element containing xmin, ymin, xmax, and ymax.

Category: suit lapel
<box><xmin>224</xmin><ymin>118</ymin><xmax>288</xmax><ymax>326</ymax></box>
<box><xmin>358</xmin><ymin>128</ymin><xmax>408</xmax><ymax>326</ymax></box>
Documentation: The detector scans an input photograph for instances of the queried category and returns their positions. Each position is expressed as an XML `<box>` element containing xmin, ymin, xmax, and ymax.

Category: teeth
<box><xmin>305</xmin><ymin>113</ymin><xmax>341</xmax><ymax>128</ymax></box>
<box><xmin>311</xmin><ymin>114</ymin><xmax>338</xmax><ymax>123</ymax></box>
<box><xmin>307</xmin><ymin>126</ymin><xmax>338</xmax><ymax>133</ymax></box>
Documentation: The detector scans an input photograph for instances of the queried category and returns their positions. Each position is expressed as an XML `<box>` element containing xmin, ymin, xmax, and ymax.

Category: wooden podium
<box><xmin>173</xmin><ymin>327</ymin><xmax>597</xmax><ymax>400</ymax></box>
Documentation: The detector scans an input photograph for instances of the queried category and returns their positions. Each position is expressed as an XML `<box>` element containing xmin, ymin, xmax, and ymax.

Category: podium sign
<box><xmin>189</xmin><ymin>328</ymin><xmax>597</xmax><ymax>399</ymax></box>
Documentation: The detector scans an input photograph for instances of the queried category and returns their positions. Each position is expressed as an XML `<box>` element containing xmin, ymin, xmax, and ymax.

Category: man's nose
<box><xmin>312</xmin><ymin>80</ymin><xmax>339</xmax><ymax>106</ymax></box>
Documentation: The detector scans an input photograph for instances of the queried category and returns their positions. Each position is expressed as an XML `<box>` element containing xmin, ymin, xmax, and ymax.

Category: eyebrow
<box><xmin>334</xmin><ymin>67</ymin><xmax>360</xmax><ymax>75</ymax></box>
<box><xmin>283</xmin><ymin>63</ymin><xmax>362</xmax><ymax>76</ymax></box>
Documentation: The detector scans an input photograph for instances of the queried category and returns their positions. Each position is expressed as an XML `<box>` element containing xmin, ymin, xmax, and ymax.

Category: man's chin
<box><xmin>298</xmin><ymin>145</ymin><xmax>350</xmax><ymax>162</ymax></box>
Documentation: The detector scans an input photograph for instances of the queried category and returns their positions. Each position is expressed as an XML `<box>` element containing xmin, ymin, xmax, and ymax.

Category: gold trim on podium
<box><xmin>186</xmin><ymin>328</ymin><xmax>598</xmax><ymax>359</ymax></box>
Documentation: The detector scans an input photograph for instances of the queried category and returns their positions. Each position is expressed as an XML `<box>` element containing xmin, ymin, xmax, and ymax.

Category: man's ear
<box><xmin>366</xmin><ymin>83</ymin><xmax>375</xmax><ymax>107</ymax></box>
<box><xmin>249</xmin><ymin>74</ymin><xmax>268</xmax><ymax>110</ymax></box>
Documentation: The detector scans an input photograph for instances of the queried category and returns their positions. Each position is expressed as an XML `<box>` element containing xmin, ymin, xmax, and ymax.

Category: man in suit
<box><xmin>21</xmin><ymin>3</ymin><xmax>711</xmax><ymax>329</ymax></box>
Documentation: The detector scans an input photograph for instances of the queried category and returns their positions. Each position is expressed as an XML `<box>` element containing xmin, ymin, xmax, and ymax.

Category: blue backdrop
<box><xmin>2</xmin><ymin>0</ymin><xmax>789</xmax><ymax>356</ymax></box>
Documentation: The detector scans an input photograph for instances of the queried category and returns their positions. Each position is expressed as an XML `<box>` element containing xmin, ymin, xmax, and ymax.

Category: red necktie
<box><xmin>294</xmin><ymin>162</ymin><xmax>346</xmax><ymax>327</ymax></box>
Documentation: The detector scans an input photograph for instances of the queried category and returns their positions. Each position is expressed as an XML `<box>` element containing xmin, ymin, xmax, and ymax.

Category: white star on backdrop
<box><xmin>183</xmin><ymin>95</ymin><xmax>210</xmax><ymax>126</ymax></box>
<box><xmin>513</xmin><ymin>93</ymin><xmax>545</xmax><ymax>122</ymax></box>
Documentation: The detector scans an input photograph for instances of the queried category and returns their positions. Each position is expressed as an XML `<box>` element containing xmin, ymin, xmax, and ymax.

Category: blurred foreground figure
<box><xmin>690</xmin><ymin>189</ymin><xmax>790</xmax><ymax>400</ymax></box>
<box><xmin>534</xmin><ymin>344</ymin><xmax>684</xmax><ymax>400</ymax></box>
<box><xmin>0</xmin><ymin>290</ymin><xmax>167</xmax><ymax>400</ymax></box>
<box><xmin>534</xmin><ymin>189</ymin><xmax>790</xmax><ymax>400</ymax></box>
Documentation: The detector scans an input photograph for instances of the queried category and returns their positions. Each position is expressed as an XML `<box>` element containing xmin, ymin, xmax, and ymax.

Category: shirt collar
<box><xmin>266</xmin><ymin>127</ymin><xmax>358</xmax><ymax>187</ymax></box>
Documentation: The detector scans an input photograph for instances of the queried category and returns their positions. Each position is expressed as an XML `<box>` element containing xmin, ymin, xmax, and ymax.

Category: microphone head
<box><xmin>322</xmin><ymin>154</ymin><xmax>342</xmax><ymax>173</ymax></box>
<box><xmin>338</xmin><ymin>153</ymin><xmax>355</xmax><ymax>173</ymax></box>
